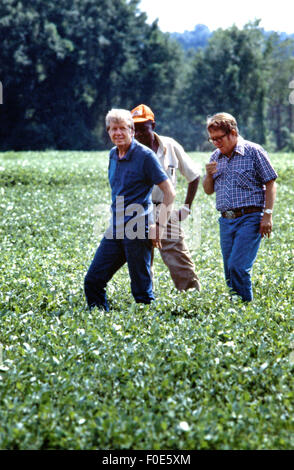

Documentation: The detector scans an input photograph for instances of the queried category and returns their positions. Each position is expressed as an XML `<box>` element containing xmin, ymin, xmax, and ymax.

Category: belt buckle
<box><xmin>225</xmin><ymin>210</ymin><xmax>236</xmax><ymax>219</ymax></box>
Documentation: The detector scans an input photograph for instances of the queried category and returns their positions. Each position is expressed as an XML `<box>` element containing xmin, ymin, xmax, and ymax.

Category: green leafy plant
<box><xmin>0</xmin><ymin>151</ymin><xmax>293</xmax><ymax>449</ymax></box>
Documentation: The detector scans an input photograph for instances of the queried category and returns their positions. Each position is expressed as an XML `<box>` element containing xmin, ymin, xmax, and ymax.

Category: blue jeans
<box><xmin>219</xmin><ymin>213</ymin><xmax>262</xmax><ymax>301</ymax></box>
<box><xmin>84</xmin><ymin>237</ymin><xmax>154</xmax><ymax>311</ymax></box>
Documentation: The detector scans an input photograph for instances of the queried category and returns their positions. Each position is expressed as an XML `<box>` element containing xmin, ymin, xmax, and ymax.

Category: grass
<box><xmin>0</xmin><ymin>150</ymin><xmax>293</xmax><ymax>450</ymax></box>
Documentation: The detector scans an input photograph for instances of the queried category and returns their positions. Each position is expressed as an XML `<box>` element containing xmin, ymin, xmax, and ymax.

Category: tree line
<box><xmin>0</xmin><ymin>0</ymin><xmax>294</xmax><ymax>151</ymax></box>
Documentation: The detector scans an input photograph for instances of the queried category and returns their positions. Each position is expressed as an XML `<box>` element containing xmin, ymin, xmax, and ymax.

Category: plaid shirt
<box><xmin>210</xmin><ymin>137</ymin><xmax>278</xmax><ymax>212</ymax></box>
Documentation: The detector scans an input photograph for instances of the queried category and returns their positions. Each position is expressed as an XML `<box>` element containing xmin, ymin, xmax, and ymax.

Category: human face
<box><xmin>108</xmin><ymin>120</ymin><xmax>134</xmax><ymax>153</ymax></box>
<box><xmin>134</xmin><ymin>121</ymin><xmax>154</xmax><ymax>149</ymax></box>
<box><xmin>208</xmin><ymin>129</ymin><xmax>238</xmax><ymax>157</ymax></box>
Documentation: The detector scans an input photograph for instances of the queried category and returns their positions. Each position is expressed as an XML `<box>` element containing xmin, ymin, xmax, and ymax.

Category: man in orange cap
<box><xmin>131</xmin><ymin>104</ymin><xmax>201</xmax><ymax>291</ymax></box>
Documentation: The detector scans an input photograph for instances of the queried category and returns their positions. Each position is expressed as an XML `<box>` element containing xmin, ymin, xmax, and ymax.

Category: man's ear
<box><xmin>152</xmin><ymin>122</ymin><xmax>156</xmax><ymax>130</ymax></box>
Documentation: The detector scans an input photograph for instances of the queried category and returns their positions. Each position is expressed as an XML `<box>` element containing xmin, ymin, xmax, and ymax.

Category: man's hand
<box><xmin>259</xmin><ymin>214</ymin><xmax>273</xmax><ymax>238</ymax></box>
<box><xmin>260</xmin><ymin>180</ymin><xmax>276</xmax><ymax>238</ymax></box>
<box><xmin>205</xmin><ymin>161</ymin><xmax>218</xmax><ymax>176</ymax></box>
<box><xmin>203</xmin><ymin>162</ymin><xmax>217</xmax><ymax>195</ymax></box>
<box><xmin>148</xmin><ymin>223</ymin><xmax>163</xmax><ymax>249</ymax></box>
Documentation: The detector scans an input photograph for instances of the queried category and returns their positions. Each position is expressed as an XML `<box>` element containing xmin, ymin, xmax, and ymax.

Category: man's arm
<box><xmin>172</xmin><ymin>143</ymin><xmax>200</xmax><ymax>219</ymax></box>
<box><xmin>203</xmin><ymin>162</ymin><xmax>217</xmax><ymax>194</ymax></box>
<box><xmin>259</xmin><ymin>179</ymin><xmax>277</xmax><ymax>238</ymax></box>
<box><xmin>184</xmin><ymin>177</ymin><xmax>200</xmax><ymax>207</ymax></box>
<box><xmin>149</xmin><ymin>178</ymin><xmax>175</xmax><ymax>249</ymax></box>
<box><xmin>177</xmin><ymin>176</ymin><xmax>200</xmax><ymax>221</ymax></box>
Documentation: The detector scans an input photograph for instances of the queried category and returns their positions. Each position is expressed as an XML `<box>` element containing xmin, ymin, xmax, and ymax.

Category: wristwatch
<box><xmin>264</xmin><ymin>209</ymin><xmax>273</xmax><ymax>214</ymax></box>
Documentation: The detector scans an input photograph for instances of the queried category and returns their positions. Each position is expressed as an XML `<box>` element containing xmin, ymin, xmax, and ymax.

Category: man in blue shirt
<box><xmin>203</xmin><ymin>112</ymin><xmax>278</xmax><ymax>302</ymax></box>
<box><xmin>84</xmin><ymin>109</ymin><xmax>175</xmax><ymax>311</ymax></box>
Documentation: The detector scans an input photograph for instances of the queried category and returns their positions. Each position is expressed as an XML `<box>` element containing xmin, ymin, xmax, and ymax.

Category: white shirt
<box><xmin>152</xmin><ymin>133</ymin><xmax>200</xmax><ymax>203</ymax></box>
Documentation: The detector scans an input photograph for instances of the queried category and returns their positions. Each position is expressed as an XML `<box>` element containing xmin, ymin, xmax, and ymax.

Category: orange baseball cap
<box><xmin>131</xmin><ymin>104</ymin><xmax>155</xmax><ymax>123</ymax></box>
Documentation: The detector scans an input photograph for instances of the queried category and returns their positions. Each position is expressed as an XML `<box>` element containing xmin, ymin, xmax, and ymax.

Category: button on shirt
<box><xmin>210</xmin><ymin>137</ymin><xmax>278</xmax><ymax>212</ymax></box>
<box><xmin>108</xmin><ymin>138</ymin><xmax>168</xmax><ymax>237</ymax></box>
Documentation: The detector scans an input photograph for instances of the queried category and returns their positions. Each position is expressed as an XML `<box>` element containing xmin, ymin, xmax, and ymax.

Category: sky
<box><xmin>138</xmin><ymin>0</ymin><xmax>294</xmax><ymax>34</ymax></box>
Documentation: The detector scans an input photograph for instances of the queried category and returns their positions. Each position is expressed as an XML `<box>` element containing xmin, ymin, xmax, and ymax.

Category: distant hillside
<box><xmin>171</xmin><ymin>24</ymin><xmax>211</xmax><ymax>51</ymax></box>
<box><xmin>171</xmin><ymin>24</ymin><xmax>294</xmax><ymax>51</ymax></box>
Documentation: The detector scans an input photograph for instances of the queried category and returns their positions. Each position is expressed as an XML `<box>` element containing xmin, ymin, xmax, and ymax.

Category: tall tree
<box><xmin>266</xmin><ymin>34</ymin><xmax>294</xmax><ymax>150</ymax></box>
<box><xmin>181</xmin><ymin>22</ymin><xmax>269</xmax><ymax>148</ymax></box>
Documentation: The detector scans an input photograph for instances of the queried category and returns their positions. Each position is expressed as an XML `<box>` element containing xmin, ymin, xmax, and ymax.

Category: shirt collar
<box><xmin>234</xmin><ymin>136</ymin><xmax>245</xmax><ymax>156</ymax></box>
<box><xmin>115</xmin><ymin>138</ymin><xmax>135</xmax><ymax>161</ymax></box>
<box><xmin>215</xmin><ymin>136</ymin><xmax>245</xmax><ymax>159</ymax></box>
<box><xmin>154</xmin><ymin>132</ymin><xmax>167</xmax><ymax>156</ymax></box>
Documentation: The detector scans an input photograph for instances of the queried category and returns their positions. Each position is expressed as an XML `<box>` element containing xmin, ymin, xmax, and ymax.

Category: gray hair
<box><xmin>105</xmin><ymin>109</ymin><xmax>134</xmax><ymax>131</ymax></box>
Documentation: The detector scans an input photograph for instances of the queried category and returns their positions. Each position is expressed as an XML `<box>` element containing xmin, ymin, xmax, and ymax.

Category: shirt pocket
<box><xmin>234</xmin><ymin>166</ymin><xmax>256</xmax><ymax>189</ymax></box>
<box><xmin>167</xmin><ymin>165</ymin><xmax>176</xmax><ymax>185</ymax></box>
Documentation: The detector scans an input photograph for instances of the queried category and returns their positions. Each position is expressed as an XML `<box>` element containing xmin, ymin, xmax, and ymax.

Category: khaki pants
<box><xmin>152</xmin><ymin>217</ymin><xmax>201</xmax><ymax>291</ymax></box>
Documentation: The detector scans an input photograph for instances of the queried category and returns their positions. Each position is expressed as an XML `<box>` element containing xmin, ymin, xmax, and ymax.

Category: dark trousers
<box><xmin>84</xmin><ymin>237</ymin><xmax>154</xmax><ymax>311</ymax></box>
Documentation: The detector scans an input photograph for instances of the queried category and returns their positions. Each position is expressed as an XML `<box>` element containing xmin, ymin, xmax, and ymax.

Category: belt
<box><xmin>221</xmin><ymin>206</ymin><xmax>262</xmax><ymax>219</ymax></box>
<box><xmin>153</xmin><ymin>201</ymin><xmax>163</xmax><ymax>206</ymax></box>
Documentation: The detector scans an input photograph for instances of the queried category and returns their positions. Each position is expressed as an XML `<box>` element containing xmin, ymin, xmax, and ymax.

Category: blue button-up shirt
<box><xmin>107</xmin><ymin>138</ymin><xmax>168</xmax><ymax>238</ymax></box>
<box><xmin>210</xmin><ymin>137</ymin><xmax>278</xmax><ymax>212</ymax></box>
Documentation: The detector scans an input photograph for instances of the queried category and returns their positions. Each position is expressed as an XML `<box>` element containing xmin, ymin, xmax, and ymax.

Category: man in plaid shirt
<box><xmin>203</xmin><ymin>112</ymin><xmax>278</xmax><ymax>301</ymax></box>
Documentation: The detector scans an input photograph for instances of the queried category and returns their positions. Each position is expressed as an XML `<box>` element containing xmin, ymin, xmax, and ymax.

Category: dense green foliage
<box><xmin>0</xmin><ymin>151</ymin><xmax>293</xmax><ymax>449</ymax></box>
<box><xmin>0</xmin><ymin>0</ymin><xmax>182</xmax><ymax>150</ymax></box>
<box><xmin>0</xmin><ymin>1</ymin><xmax>294</xmax><ymax>151</ymax></box>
